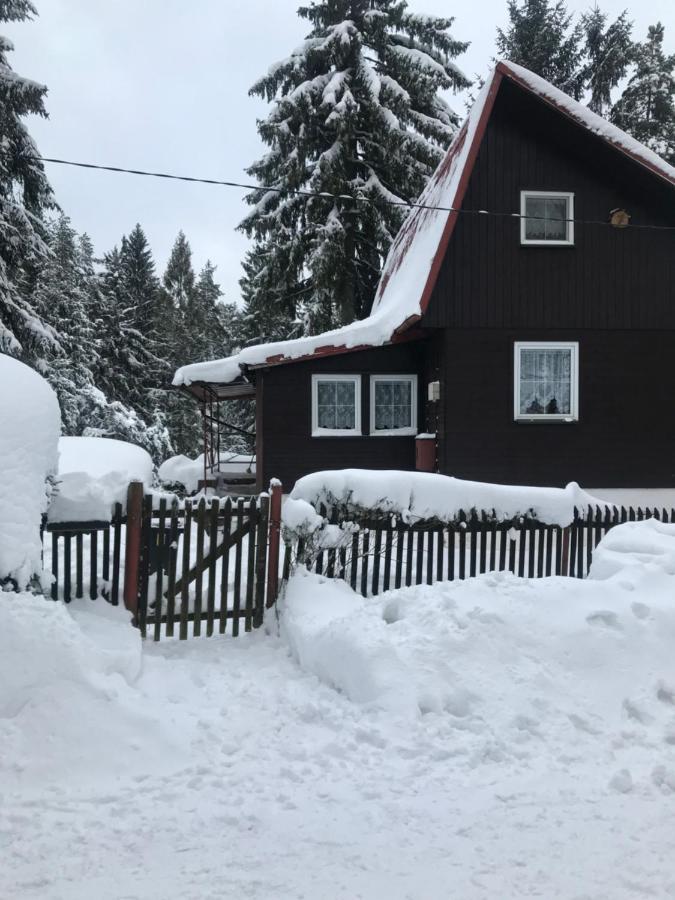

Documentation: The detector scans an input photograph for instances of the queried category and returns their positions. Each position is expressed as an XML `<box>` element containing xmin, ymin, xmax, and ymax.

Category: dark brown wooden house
<box><xmin>174</xmin><ymin>61</ymin><xmax>675</xmax><ymax>494</ymax></box>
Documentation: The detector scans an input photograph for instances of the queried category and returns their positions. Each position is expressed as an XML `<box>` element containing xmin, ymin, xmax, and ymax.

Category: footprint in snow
<box><xmin>609</xmin><ymin>769</ymin><xmax>633</xmax><ymax>794</ymax></box>
<box><xmin>586</xmin><ymin>610</ymin><xmax>622</xmax><ymax>629</ymax></box>
<box><xmin>631</xmin><ymin>601</ymin><xmax>651</xmax><ymax>620</ymax></box>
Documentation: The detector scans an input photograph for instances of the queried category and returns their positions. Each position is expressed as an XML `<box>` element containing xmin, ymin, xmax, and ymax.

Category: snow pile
<box><xmin>589</xmin><ymin>517</ymin><xmax>675</xmax><ymax>581</ymax></box>
<box><xmin>281</xmin><ymin>495</ymin><xmax>324</xmax><ymax>536</ymax></box>
<box><xmin>49</xmin><ymin>436</ymin><xmax>154</xmax><ymax>523</ymax></box>
<box><xmin>282</xmin><ymin>532</ymin><xmax>675</xmax><ymax>735</ymax></box>
<box><xmin>0</xmin><ymin>592</ymin><xmax>183</xmax><ymax>791</ymax></box>
<box><xmin>0</xmin><ymin>354</ymin><xmax>61</xmax><ymax>587</ymax></box>
<box><xmin>158</xmin><ymin>453</ymin><xmax>203</xmax><ymax>493</ymax></box>
<box><xmin>290</xmin><ymin>468</ymin><xmax>609</xmax><ymax>527</ymax></box>
<box><xmin>158</xmin><ymin>452</ymin><xmax>255</xmax><ymax>493</ymax></box>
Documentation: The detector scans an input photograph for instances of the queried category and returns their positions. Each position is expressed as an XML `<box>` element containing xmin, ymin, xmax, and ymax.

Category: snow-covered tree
<box><xmin>496</xmin><ymin>0</ymin><xmax>583</xmax><ymax>98</ymax></box>
<box><xmin>611</xmin><ymin>23</ymin><xmax>675</xmax><ymax>164</ymax></box>
<box><xmin>0</xmin><ymin>0</ymin><xmax>58</xmax><ymax>361</ymax></box>
<box><xmin>240</xmin><ymin>0</ymin><xmax>470</xmax><ymax>337</ymax></box>
<box><xmin>163</xmin><ymin>230</ymin><xmax>195</xmax><ymax>312</ymax></box>
<box><xmin>579</xmin><ymin>7</ymin><xmax>634</xmax><ymax>116</ymax></box>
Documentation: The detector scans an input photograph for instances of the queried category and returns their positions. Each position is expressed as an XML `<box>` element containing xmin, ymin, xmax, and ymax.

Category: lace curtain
<box><xmin>374</xmin><ymin>380</ymin><xmax>412</xmax><ymax>430</ymax></box>
<box><xmin>524</xmin><ymin>196</ymin><xmax>568</xmax><ymax>241</ymax></box>
<box><xmin>317</xmin><ymin>380</ymin><xmax>356</xmax><ymax>429</ymax></box>
<box><xmin>519</xmin><ymin>349</ymin><xmax>571</xmax><ymax>415</ymax></box>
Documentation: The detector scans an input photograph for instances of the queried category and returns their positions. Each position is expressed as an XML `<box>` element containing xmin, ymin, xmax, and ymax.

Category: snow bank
<box><xmin>49</xmin><ymin>436</ymin><xmax>154</xmax><ymax>523</ymax></box>
<box><xmin>589</xmin><ymin>518</ymin><xmax>675</xmax><ymax>581</ymax></box>
<box><xmin>0</xmin><ymin>592</ymin><xmax>184</xmax><ymax>792</ymax></box>
<box><xmin>0</xmin><ymin>354</ymin><xmax>61</xmax><ymax>587</ymax></box>
<box><xmin>282</xmin><ymin>532</ymin><xmax>675</xmax><ymax>729</ymax></box>
<box><xmin>290</xmin><ymin>469</ymin><xmax>609</xmax><ymax>527</ymax></box>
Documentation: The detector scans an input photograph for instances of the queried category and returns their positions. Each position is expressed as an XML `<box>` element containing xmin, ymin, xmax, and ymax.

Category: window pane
<box><xmin>374</xmin><ymin>379</ymin><xmax>412</xmax><ymax>430</ymax></box>
<box><xmin>519</xmin><ymin>349</ymin><xmax>572</xmax><ymax>416</ymax></box>
<box><xmin>545</xmin><ymin>198</ymin><xmax>568</xmax><ymax>240</ymax></box>
<box><xmin>316</xmin><ymin>379</ymin><xmax>356</xmax><ymax>430</ymax></box>
<box><xmin>524</xmin><ymin>195</ymin><xmax>569</xmax><ymax>241</ymax></box>
<box><xmin>525</xmin><ymin>197</ymin><xmax>546</xmax><ymax>240</ymax></box>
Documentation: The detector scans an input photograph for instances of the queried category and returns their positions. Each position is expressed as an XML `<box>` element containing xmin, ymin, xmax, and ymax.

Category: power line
<box><xmin>31</xmin><ymin>155</ymin><xmax>675</xmax><ymax>232</ymax></box>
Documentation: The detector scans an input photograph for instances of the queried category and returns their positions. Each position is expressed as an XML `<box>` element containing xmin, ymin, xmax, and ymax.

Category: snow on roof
<box><xmin>174</xmin><ymin>63</ymin><xmax>675</xmax><ymax>389</ymax></box>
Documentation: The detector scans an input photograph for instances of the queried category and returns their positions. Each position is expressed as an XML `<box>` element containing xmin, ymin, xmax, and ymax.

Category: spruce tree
<box><xmin>579</xmin><ymin>7</ymin><xmax>634</xmax><ymax>116</ymax></box>
<box><xmin>496</xmin><ymin>0</ymin><xmax>583</xmax><ymax>97</ymax></box>
<box><xmin>611</xmin><ymin>23</ymin><xmax>675</xmax><ymax>164</ymax></box>
<box><xmin>0</xmin><ymin>0</ymin><xmax>58</xmax><ymax>361</ymax></box>
<box><xmin>240</xmin><ymin>0</ymin><xmax>470</xmax><ymax>337</ymax></box>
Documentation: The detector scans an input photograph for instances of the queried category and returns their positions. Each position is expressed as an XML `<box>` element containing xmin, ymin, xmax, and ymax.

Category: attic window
<box><xmin>312</xmin><ymin>375</ymin><xmax>361</xmax><ymax>436</ymax></box>
<box><xmin>514</xmin><ymin>342</ymin><xmax>579</xmax><ymax>422</ymax></box>
<box><xmin>521</xmin><ymin>191</ymin><xmax>574</xmax><ymax>245</ymax></box>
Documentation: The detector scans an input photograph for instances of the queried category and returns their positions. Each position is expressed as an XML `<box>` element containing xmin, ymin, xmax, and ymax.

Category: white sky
<box><xmin>5</xmin><ymin>0</ymin><xmax>674</xmax><ymax>303</ymax></box>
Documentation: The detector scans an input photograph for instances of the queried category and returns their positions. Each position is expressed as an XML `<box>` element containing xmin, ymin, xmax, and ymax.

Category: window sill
<box><xmin>312</xmin><ymin>430</ymin><xmax>362</xmax><ymax>438</ymax></box>
<box><xmin>514</xmin><ymin>416</ymin><xmax>578</xmax><ymax>424</ymax></box>
<box><xmin>520</xmin><ymin>240</ymin><xmax>574</xmax><ymax>247</ymax></box>
<box><xmin>370</xmin><ymin>429</ymin><xmax>417</xmax><ymax>437</ymax></box>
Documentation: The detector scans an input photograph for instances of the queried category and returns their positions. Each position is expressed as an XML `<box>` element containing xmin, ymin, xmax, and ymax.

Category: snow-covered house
<box><xmin>174</xmin><ymin>61</ymin><xmax>675</xmax><ymax>493</ymax></box>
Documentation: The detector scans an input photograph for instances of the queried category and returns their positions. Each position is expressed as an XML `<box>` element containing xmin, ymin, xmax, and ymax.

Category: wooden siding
<box><xmin>424</xmin><ymin>79</ymin><xmax>675</xmax><ymax>331</ymax></box>
<box><xmin>436</xmin><ymin>329</ymin><xmax>675</xmax><ymax>487</ymax></box>
<box><xmin>259</xmin><ymin>343</ymin><xmax>426</xmax><ymax>489</ymax></box>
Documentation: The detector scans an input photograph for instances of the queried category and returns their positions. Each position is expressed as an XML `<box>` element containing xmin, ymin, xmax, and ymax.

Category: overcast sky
<box><xmin>5</xmin><ymin>0</ymin><xmax>674</xmax><ymax>304</ymax></box>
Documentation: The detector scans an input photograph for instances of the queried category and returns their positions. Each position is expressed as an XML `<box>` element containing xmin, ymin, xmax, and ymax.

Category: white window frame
<box><xmin>520</xmin><ymin>191</ymin><xmax>575</xmax><ymax>246</ymax></box>
<box><xmin>370</xmin><ymin>374</ymin><xmax>418</xmax><ymax>437</ymax></box>
<box><xmin>514</xmin><ymin>341</ymin><xmax>579</xmax><ymax>423</ymax></box>
<box><xmin>311</xmin><ymin>374</ymin><xmax>361</xmax><ymax>437</ymax></box>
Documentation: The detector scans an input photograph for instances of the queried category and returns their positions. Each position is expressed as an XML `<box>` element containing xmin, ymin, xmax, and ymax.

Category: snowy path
<box><xmin>2</xmin><ymin>576</ymin><xmax>674</xmax><ymax>900</ymax></box>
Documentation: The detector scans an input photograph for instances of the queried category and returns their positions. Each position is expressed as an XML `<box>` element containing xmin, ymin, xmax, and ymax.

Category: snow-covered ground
<box><xmin>3</xmin><ymin>518</ymin><xmax>675</xmax><ymax>899</ymax></box>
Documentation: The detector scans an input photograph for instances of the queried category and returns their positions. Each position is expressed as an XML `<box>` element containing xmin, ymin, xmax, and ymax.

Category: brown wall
<box><xmin>425</xmin><ymin>79</ymin><xmax>675</xmax><ymax>331</ymax></box>
<box><xmin>258</xmin><ymin>342</ymin><xmax>426</xmax><ymax>491</ymax></box>
<box><xmin>436</xmin><ymin>329</ymin><xmax>675</xmax><ymax>488</ymax></box>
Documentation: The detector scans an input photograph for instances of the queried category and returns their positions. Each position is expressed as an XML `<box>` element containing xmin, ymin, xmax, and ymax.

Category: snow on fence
<box><xmin>291</xmin><ymin>504</ymin><xmax>675</xmax><ymax>597</ymax></box>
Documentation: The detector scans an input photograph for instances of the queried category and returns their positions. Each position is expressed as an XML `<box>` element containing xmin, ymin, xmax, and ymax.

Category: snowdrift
<box><xmin>0</xmin><ymin>354</ymin><xmax>61</xmax><ymax>587</ymax></box>
<box><xmin>290</xmin><ymin>469</ymin><xmax>610</xmax><ymax>527</ymax></box>
<box><xmin>0</xmin><ymin>593</ymin><xmax>184</xmax><ymax>793</ymax></box>
<box><xmin>49</xmin><ymin>436</ymin><xmax>154</xmax><ymax>522</ymax></box>
<box><xmin>281</xmin><ymin>521</ymin><xmax>675</xmax><ymax>786</ymax></box>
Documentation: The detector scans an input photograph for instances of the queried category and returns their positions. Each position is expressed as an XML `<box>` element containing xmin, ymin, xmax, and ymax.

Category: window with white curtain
<box><xmin>311</xmin><ymin>374</ymin><xmax>361</xmax><ymax>436</ymax></box>
<box><xmin>370</xmin><ymin>375</ymin><xmax>417</xmax><ymax>435</ymax></box>
<box><xmin>520</xmin><ymin>191</ymin><xmax>574</xmax><ymax>245</ymax></box>
<box><xmin>514</xmin><ymin>342</ymin><xmax>579</xmax><ymax>421</ymax></box>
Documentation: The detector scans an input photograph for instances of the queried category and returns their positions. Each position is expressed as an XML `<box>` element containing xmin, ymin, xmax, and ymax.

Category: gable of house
<box><xmin>422</xmin><ymin>75</ymin><xmax>675</xmax><ymax>332</ymax></box>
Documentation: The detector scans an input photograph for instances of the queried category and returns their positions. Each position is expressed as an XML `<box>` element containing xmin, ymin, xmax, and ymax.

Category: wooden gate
<box><xmin>124</xmin><ymin>482</ymin><xmax>282</xmax><ymax>641</ymax></box>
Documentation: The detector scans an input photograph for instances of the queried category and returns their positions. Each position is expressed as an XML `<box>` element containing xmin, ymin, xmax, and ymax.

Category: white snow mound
<box><xmin>0</xmin><ymin>353</ymin><xmax>61</xmax><ymax>587</ymax></box>
<box><xmin>0</xmin><ymin>593</ymin><xmax>184</xmax><ymax>793</ymax></box>
<box><xmin>291</xmin><ymin>469</ymin><xmax>610</xmax><ymax>527</ymax></box>
<box><xmin>282</xmin><ymin>546</ymin><xmax>675</xmax><ymax>747</ymax></box>
<box><xmin>589</xmin><ymin>518</ymin><xmax>675</xmax><ymax>581</ymax></box>
<box><xmin>49</xmin><ymin>436</ymin><xmax>154</xmax><ymax>522</ymax></box>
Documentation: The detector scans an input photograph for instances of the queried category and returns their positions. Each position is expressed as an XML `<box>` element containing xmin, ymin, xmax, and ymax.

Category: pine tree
<box><xmin>611</xmin><ymin>23</ymin><xmax>675</xmax><ymax>164</ymax></box>
<box><xmin>32</xmin><ymin>214</ymin><xmax>98</xmax><ymax>432</ymax></box>
<box><xmin>579</xmin><ymin>7</ymin><xmax>634</xmax><ymax>116</ymax></box>
<box><xmin>240</xmin><ymin>0</ymin><xmax>470</xmax><ymax>337</ymax></box>
<box><xmin>496</xmin><ymin>0</ymin><xmax>583</xmax><ymax>97</ymax></box>
<box><xmin>0</xmin><ymin>0</ymin><xmax>58</xmax><ymax>361</ymax></box>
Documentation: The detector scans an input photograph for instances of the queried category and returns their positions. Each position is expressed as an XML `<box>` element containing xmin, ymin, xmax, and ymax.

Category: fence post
<box><xmin>561</xmin><ymin>525</ymin><xmax>571</xmax><ymax>576</ymax></box>
<box><xmin>123</xmin><ymin>480</ymin><xmax>144</xmax><ymax>622</ymax></box>
<box><xmin>266</xmin><ymin>479</ymin><xmax>283</xmax><ymax>607</ymax></box>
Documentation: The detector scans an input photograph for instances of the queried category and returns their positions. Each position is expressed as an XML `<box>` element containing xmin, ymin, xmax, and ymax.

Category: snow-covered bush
<box><xmin>0</xmin><ymin>354</ymin><xmax>61</xmax><ymax>589</ymax></box>
<box><xmin>290</xmin><ymin>469</ymin><xmax>610</xmax><ymax>527</ymax></box>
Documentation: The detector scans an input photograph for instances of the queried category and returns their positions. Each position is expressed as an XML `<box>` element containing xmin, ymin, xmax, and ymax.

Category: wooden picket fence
<box><xmin>44</xmin><ymin>482</ymin><xmax>283</xmax><ymax>642</ymax></box>
<box><xmin>44</xmin><ymin>486</ymin><xmax>674</xmax><ymax>636</ymax></box>
<box><xmin>295</xmin><ymin>503</ymin><xmax>675</xmax><ymax>598</ymax></box>
<box><xmin>45</xmin><ymin>504</ymin><xmax>125</xmax><ymax>604</ymax></box>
